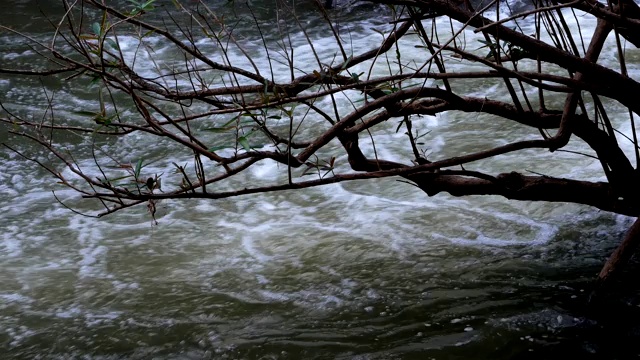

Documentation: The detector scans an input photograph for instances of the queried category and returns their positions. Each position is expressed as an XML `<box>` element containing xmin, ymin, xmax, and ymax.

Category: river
<box><xmin>1</xmin><ymin>0</ymin><xmax>640</xmax><ymax>358</ymax></box>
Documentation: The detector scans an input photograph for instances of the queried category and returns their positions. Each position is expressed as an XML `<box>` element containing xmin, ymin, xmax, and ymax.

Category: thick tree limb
<box><xmin>590</xmin><ymin>217</ymin><xmax>640</xmax><ymax>301</ymax></box>
<box><xmin>408</xmin><ymin>171</ymin><xmax>639</xmax><ymax>216</ymax></box>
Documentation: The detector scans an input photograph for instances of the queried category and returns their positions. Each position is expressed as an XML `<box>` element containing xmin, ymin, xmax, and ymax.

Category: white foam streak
<box><xmin>0</xmin><ymin>3</ymin><xmax>637</xmax><ymax>352</ymax></box>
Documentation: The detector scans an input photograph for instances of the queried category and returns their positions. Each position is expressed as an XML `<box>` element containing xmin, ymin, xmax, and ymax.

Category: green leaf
<box><xmin>91</xmin><ymin>22</ymin><xmax>101</xmax><ymax>37</ymax></box>
<box><xmin>141</xmin><ymin>0</ymin><xmax>156</xmax><ymax>10</ymax></box>
<box><xmin>106</xmin><ymin>174</ymin><xmax>131</xmax><ymax>183</ymax></box>
<box><xmin>97</xmin><ymin>114</ymin><xmax>117</xmax><ymax>126</ymax></box>
<box><xmin>371</xmin><ymin>28</ymin><xmax>385</xmax><ymax>36</ymax></box>
<box><xmin>141</xmin><ymin>30</ymin><xmax>155</xmax><ymax>39</ymax></box>
<box><xmin>105</xmin><ymin>38</ymin><xmax>119</xmax><ymax>50</ymax></box>
<box><xmin>202</xmin><ymin>126</ymin><xmax>234</xmax><ymax>133</ymax></box>
<box><xmin>238</xmin><ymin>136</ymin><xmax>251</xmax><ymax>151</ymax></box>
<box><xmin>250</xmin><ymin>143</ymin><xmax>266</xmax><ymax>150</ymax></box>
<box><xmin>134</xmin><ymin>158</ymin><xmax>143</xmax><ymax>179</ymax></box>
<box><xmin>75</xmin><ymin>110</ymin><xmax>100</xmax><ymax>117</ymax></box>
<box><xmin>89</xmin><ymin>75</ymin><xmax>102</xmax><ymax>85</ymax></box>
<box><xmin>128</xmin><ymin>0</ymin><xmax>154</xmax><ymax>15</ymax></box>
<box><xmin>395</xmin><ymin>119</ymin><xmax>405</xmax><ymax>133</ymax></box>
<box><xmin>300</xmin><ymin>165</ymin><xmax>317</xmax><ymax>177</ymax></box>
<box><xmin>208</xmin><ymin>144</ymin><xmax>232</xmax><ymax>152</ymax></box>
<box><xmin>340</xmin><ymin>54</ymin><xmax>353</xmax><ymax>71</ymax></box>
<box><xmin>350</xmin><ymin>71</ymin><xmax>364</xmax><ymax>81</ymax></box>
<box><xmin>203</xmin><ymin>116</ymin><xmax>240</xmax><ymax>132</ymax></box>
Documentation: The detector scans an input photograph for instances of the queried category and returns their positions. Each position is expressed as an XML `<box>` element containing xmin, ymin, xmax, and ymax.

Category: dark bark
<box><xmin>590</xmin><ymin>218</ymin><xmax>640</xmax><ymax>301</ymax></box>
<box><xmin>558</xmin><ymin>0</ymin><xmax>640</xmax><ymax>47</ymax></box>
<box><xmin>407</xmin><ymin>171</ymin><xmax>639</xmax><ymax>216</ymax></box>
<box><xmin>370</xmin><ymin>0</ymin><xmax>640</xmax><ymax>115</ymax></box>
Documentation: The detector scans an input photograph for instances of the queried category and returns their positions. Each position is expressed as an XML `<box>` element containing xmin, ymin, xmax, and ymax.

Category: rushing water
<box><xmin>2</xmin><ymin>0</ymin><xmax>640</xmax><ymax>358</ymax></box>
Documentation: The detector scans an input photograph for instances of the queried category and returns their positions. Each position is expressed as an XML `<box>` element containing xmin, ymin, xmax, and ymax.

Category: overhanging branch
<box><xmin>408</xmin><ymin>171</ymin><xmax>639</xmax><ymax>216</ymax></box>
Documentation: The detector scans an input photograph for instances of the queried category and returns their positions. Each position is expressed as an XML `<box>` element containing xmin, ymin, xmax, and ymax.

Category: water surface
<box><xmin>1</xmin><ymin>0</ymin><xmax>640</xmax><ymax>358</ymax></box>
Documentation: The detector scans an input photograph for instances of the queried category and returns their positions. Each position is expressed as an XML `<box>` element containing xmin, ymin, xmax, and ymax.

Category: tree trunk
<box><xmin>590</xmin><ymin>217</ymin><xmax>640</xmax><ymax>302</ymax></box>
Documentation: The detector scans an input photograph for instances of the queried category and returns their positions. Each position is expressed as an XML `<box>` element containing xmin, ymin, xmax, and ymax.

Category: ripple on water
<box><xmin>0</xmin><ymin>2</ymin><xmax>636</xmax><ymax>359</ymax></box>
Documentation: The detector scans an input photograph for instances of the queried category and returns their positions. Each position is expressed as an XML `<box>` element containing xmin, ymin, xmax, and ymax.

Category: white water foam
<box><xmin>0</xmin><ymin>3</ymin><xmax>636</xmax><ymax>355</ymax></box>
